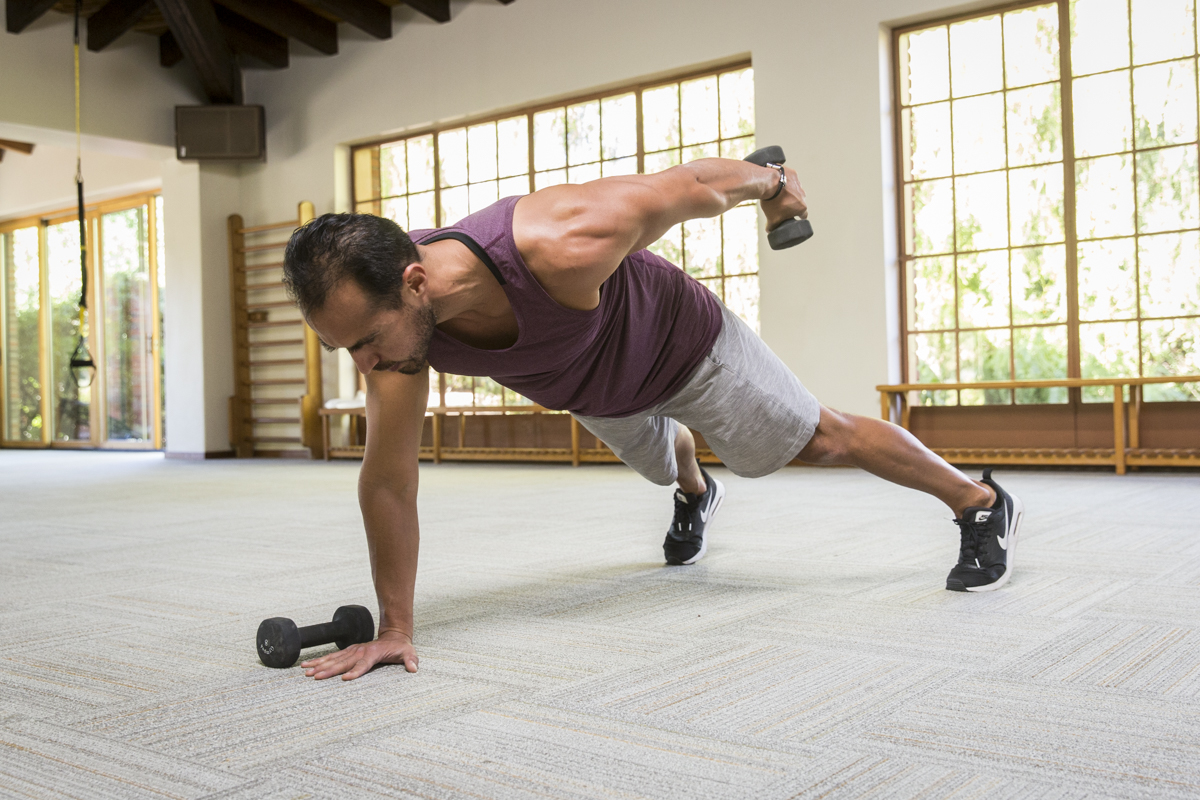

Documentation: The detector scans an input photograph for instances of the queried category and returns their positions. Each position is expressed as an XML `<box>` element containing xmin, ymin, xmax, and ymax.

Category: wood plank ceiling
<box><xmin>6</xmin><ymin>0</ymin><xmax>515</xmax><ymax>103</ymax></box>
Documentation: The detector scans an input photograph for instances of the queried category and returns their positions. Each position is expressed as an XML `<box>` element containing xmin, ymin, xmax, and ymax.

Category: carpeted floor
<box><xmin>1</xmin><ymin>450</ymin><xmax>1199</xmax><ymax>799</ymax></box>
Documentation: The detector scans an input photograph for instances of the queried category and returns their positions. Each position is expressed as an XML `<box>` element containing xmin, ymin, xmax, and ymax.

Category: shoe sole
<box><xmin>964</xmin><ymin>492</ymin><xmax>1023</xmax><ymax>593</ymax></box>
<box><xmin>679</xmin><ymin>477</ymin><xmax>725</xmax><ymax>565</ymax></box>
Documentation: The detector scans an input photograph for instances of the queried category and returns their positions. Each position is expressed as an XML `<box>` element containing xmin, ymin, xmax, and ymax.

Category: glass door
<box><xmin>2</xmin><ymin>226</ymin><xmax>46</xmax><ymax>444</ymax></box>
<box><xmin>100</xmin><ymin>206</ymin><xmax>155</xmax><ymax>444</ymax></box>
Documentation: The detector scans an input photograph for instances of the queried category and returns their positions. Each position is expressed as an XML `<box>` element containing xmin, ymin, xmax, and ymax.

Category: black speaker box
<box><xmin>175</xmin><ymin>105</ymin><xmax>265</xmax><ymax>162</ymax></box>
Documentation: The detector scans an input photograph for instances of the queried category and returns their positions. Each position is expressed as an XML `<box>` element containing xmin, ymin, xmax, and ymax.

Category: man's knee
<box><xmin>797</xmin><ymin>406</ymin><xmax>853</xmax><ymax>465</ymax></box>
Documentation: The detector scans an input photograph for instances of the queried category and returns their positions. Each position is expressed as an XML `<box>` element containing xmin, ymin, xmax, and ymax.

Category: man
<box><xmin>283</xmin><ymin>156</ymin><xmax>1024</xmax><ymax>681</ymax></box>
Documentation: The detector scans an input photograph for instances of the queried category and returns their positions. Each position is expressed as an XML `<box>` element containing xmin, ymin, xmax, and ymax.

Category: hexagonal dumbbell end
<box><xmin>332</xmin><ymin>605</ymin><xmax>375</xmax><ymax>651</ymax></box>
<box><xmin>257</xmin><ymin>616</ymin><xmax>302</xmax><ymax>669</ymax></box>
<box><xmin>743</xmin><ymin>145</ymin><xmax>814</xmax><ymax>249</ymax></box>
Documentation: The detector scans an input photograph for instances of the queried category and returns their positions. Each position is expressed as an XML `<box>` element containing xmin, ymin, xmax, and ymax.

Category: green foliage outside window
<box><xmin>2</xmin><ymin>228</ymin><xmax>42</xmax><ymax>440</ymax></box>
<box><xmin>900</xmin><ymin>0</ymin><xmax>1200</xmax><ymax>406</ymax></box>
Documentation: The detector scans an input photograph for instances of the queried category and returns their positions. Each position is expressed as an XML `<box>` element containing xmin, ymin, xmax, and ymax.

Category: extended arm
<box><xmin>301</xmin><ymin>367</ymin><xmax>428</xmax><ymax>680</ymax></box>
<box><xmin>513</xmin><ymin>157</ymin><xmax>808</xmax><ymax>308</ymax></box>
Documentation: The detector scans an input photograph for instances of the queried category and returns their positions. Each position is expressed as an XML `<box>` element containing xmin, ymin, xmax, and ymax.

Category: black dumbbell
<box><xmin>744</xmin><ymin>145</ymin><xmax>813</xmax><ymax>249</ymax></box>
<box><xmin>256</xmin><ymin>605</ymin><xmax>375</xmax><ymax>668</ymax></box>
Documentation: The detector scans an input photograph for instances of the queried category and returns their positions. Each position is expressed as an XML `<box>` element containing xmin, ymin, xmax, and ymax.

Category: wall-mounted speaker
<box><xmin>175</xmin><ymin>105</ymin><xmax>265</xmax><ymax>162</ymax></box>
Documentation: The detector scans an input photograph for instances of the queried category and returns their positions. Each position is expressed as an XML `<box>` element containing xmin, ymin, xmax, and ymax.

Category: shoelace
<box><xmin>671</xmin><ymin>490</ymin><xmax>697</xmax><ymax>538</ymax></box>
<box><xmin>953</xmin><ymin>516</ymin><xmax>990</xmax><ymax>566</ymax></box>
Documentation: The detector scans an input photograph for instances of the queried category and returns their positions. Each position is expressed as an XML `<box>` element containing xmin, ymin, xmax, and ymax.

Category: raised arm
<box><xmin>301</xmin><ymin>367</ymin><xmax>428</xmax><ymax>680</ymax></box>
<box><xmin>513</xmin><ymin>157</ymin><xmax>808</xmax><ymax>309</ymax></box>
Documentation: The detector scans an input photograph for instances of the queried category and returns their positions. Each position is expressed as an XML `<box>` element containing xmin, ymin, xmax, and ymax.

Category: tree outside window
<box><xmin>898</xmin><ymin>0</ymin><xmax>1200</xmax><ymax>406</ymax></box>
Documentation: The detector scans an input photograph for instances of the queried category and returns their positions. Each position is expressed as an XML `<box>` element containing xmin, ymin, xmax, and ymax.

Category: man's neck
<box><xmin>417</xmin><ymin>240</ymin><xmax>496</xmax><ymax>325</ymax></box>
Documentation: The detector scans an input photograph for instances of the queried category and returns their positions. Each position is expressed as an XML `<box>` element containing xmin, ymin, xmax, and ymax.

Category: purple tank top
<box><xmin>410</xmin><ymin>196</ymin><xmax>723</xmax><ymax>418</ymax></box>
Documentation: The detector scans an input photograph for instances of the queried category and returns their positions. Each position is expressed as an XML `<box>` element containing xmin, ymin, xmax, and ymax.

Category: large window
<box><xmin>897</xmin><ymin>0</ymin><xmax>1200</xmax><ymax>406</ymax></box>
<box><xmin>0</xmin><ymin>194</ymin><xmax>165</xmax><ymax>448</ymax></box>
<box><xmin>352</xmin><ymin>63</ymin><xmax>758</xmax><ymax>407</ymax></box>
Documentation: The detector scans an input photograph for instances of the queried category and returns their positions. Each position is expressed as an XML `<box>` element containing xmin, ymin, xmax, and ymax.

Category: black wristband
<box><xmin>764</xmin><ymin>163</ymin><xmax>786</xmax><ymax>202</ymax></box>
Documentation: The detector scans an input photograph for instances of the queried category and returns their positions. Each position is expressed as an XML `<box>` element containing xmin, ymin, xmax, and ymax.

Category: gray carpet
<box><xmin>1</xmin><ymin>451</ymin><xmax>1199</xmax><ymax>799</ymax></box>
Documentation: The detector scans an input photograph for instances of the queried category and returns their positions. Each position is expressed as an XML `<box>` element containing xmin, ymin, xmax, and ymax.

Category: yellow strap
<box><xmin>74</xmin><ymin>39</ymin><xmax>81</xmax><ymax>181</ymax></box>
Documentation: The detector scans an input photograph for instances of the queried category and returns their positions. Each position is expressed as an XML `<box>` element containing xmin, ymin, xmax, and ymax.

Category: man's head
<box><xmin>283</xmin><ymin>213</ymin><xmax>436</xmax><ymax>375</ymax></box>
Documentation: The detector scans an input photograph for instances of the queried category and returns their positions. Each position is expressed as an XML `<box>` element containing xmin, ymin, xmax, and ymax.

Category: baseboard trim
<box><xmin>164</xmin><ymin>450</ymin><xmax>236</xmax><ymax>461</ymax></box>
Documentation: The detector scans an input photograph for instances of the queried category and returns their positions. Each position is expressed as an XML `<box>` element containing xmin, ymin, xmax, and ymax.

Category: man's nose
<box><xmin>352</xmin><ymin>350</ymin><xmax>377</xmax><ymax>375</ymax></box>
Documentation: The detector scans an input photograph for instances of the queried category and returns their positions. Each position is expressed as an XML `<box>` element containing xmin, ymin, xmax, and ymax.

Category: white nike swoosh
<box><xmin>997</xmin><ymin>529</ymin><xmax>1009</xmax><ymax>550</ymax></box>
<box><xmin>699</xmin><ymin>496</ymin><xmax>714</xmax><ymax>523</ymax></box>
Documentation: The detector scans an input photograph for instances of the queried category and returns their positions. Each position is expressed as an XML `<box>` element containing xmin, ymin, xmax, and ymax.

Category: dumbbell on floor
<box><xmin>256</xmin><ymin>605</ymin><xmax>375</xmax><ymax>668</ymax></box>
<box><xmin>744</xmin><ymin>145</ymin><xmax>814</xmax><ymax>249</ymax></box>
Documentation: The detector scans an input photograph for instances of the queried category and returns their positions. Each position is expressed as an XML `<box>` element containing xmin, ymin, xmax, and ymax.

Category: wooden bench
<box><xmin>877</xmin><ymin>375</ymin><xmax>1200</xmax><ymax>474</ymax></box>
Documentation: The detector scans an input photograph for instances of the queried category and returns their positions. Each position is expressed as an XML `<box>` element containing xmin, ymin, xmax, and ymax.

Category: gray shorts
<box><xmin>573</xmin><ymin>303</ymin><xmax>822</xmax><ymax>485</ymax></box>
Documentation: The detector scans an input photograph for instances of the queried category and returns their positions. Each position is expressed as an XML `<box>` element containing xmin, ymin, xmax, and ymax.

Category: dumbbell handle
<box><xmin>743</xmin><ymin>145</ymin><xmax>813</xmax><ymax>249</ymax></box>
<box><xmin>298</xmin><ymin>619</ymin><xmax>350</xmax><ymax>649</ymax></box>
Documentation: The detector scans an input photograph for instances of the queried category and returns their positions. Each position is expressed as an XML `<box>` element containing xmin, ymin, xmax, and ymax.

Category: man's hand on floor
<box><xmin>301</xmin><ymin>630</ymin><xmax>418</xmax><ymax>680</ymax></box>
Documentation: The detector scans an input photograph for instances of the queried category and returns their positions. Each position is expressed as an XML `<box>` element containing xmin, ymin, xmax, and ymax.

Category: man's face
<box><xmin>308</xmin><ymin>279</ymin><xmax>436</xmax><ymax>375</ymax></box>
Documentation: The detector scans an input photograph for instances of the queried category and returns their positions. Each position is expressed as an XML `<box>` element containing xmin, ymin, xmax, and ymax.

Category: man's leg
<box><xmin>665</xmin><ymin>421</ymin><xmax>724</xmax><ymax>565</ymax></box>
<box><xmin>797</xmin><ymin>405</ymin><xmax>994</xmax><ymax>517</ymax></box>
<box><xmin>673</xmin><ymin>425</ymin><xmax>707</xmax><ymax>495</ymax></box>
<box><xmin>571</xmin><ymin>411</ymin><xmax>723</xmax><ymax>565</ymax></box>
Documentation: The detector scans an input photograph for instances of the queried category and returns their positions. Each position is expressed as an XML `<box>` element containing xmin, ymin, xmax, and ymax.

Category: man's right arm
<box><xmin>301</xmin><ymin>367</ymin><xmax>428</xmax><ymax>681</ymax></box>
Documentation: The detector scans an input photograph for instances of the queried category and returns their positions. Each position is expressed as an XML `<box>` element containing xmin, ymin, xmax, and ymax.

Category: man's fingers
<box><xmin>296</xmin><ymin>641</ymin><xmax>418</xmax><ymax>680</ymax></box>
<box><xmin>303</xmin><ymin>646</ymin><xmax>363</xmax><ymax>678</ymax></box>
<box><xmin>300</xmin><ymin>653</ymin><xmax>337</xmax><ymax>668</ymax></box>
<box><xmin>341</xmin><ymin>657</ymin><xmax>374</xmax><ymax>681</ymax></box>
<box><xmin>300</xmin><ymin>644</ymin><xmax>360</xmax><ymax>668</ymax></box>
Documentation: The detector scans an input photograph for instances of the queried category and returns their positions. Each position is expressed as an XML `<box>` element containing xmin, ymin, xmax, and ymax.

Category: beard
<box><xmin>375</xmin><ymin>303</ymin><xmax>437</xmax><ymax>375</ymax></box>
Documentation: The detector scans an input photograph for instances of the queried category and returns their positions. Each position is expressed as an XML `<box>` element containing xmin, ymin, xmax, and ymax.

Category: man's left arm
<box><xmin>512</xmin><ymin>157</ymin><xmax>808</xmax><ymax>308</ymax></box>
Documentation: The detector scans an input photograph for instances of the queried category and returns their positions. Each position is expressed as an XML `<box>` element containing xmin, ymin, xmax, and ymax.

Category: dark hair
<box><xmin>283</xmin><ymin>213</ymin><xmax>419</xmax><ymax>316</ymax></box>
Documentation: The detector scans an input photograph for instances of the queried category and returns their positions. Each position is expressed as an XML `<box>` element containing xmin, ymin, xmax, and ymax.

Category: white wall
<box><xmin>159</xmin><ymin>161</ymin><xmax>240</xmax><ymax>456</ymax></box>
<box><xmin>0</xmin><ymin>12</ymin><xmax>202</xmax><ymax>146</ymax></box>
<box><xmin>0</xmin><ymin>11</ymin><xmax>216</xmax><ymax>453</ymax></box>
<box><xmin>2</xmin><ymin>0</ymin><xmax>992</xmax><ymax>446</ymax></box>
<box><xmin>0</xmin><ymin>141</ymin><xmax>161</xmax><ymax>219</ymax></box>
<box><xmin>236</xmin><ymin>0</ymin><xmax>977</xmax><ymax>417</ymax></box>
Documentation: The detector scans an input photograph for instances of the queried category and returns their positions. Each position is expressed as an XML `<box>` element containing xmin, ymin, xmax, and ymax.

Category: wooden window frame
<box><xmin>351</xmin><ymin>60</ymin><xmax>757</xmax><ymax>410</ymax></box>
<box><xmin>893</xmin><ymin>0</ymin><xmax>1200</xmax><ymax>409</ymax></box>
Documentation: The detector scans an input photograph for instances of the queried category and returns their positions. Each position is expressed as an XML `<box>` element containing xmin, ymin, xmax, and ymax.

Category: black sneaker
<box><xmin>946</xmin><ymin>469</ymin><xmax>1024</xmax><ymax>592</ymax></box>
<box><xmin>664</xmin><ymin>465</ymin><xmax>725</xmax><ymax>565</ymax></box>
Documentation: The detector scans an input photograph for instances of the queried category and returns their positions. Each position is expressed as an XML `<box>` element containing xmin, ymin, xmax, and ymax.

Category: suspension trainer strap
<box><xmin>74</xmin><ymin>0</ymin><xmax>86</xmax><ymax>316</ymax></box>
<box><xmin>68</xmin><ymin>0</ymin><xmax>95</xmax><ymax>387</ymax></box>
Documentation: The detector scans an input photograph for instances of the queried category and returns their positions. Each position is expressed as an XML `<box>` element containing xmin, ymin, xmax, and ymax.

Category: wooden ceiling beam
<box><xmin>154</xmin><ymin>0</ymin><xmax>242</xmax><ymax>103</ymax></box>
<box><xmin>215</xmin><ymin>5</ymin><xmax>288</xmax><ymax>68</ymax></box>
<box><xmin>403</xmin><ymin>0</ymin><xmax>449</xmax><ymax>23</ymax></box>
<box><xmin>215</xmin><ymin>0</ymin><xmax>337</xmax><ymax>55</ymax></box>
<box><xmin>6</xmin><ymin>0</ymin><xmax>59</xmax><ymax>34</ymax></box>
<box><xmin>87</xmin><ymin>0</ymin><xmax>155</xmax><ymax>52</ymax></box>
<box><xmin>308</xmin><ymin>0</ymin><xmax>390</xmax><ymax>40</ymax></box>
<box><xmin>0</xmin><ymin>139</ymin><xmax>36</xmax><ymax>155</ymax></box>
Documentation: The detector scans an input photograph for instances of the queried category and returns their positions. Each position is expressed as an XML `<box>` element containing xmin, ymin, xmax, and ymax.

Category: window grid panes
<box><xmin>898</xmin><ymin>0</ymin><xmax>1200</xmax><ymax>406</ymax></box>
<box><xmin>1</xmin><ymin>194</ymin><xmax>164</xmax><ymax>448</ymax></box>
<box><xmin>2</xmin><ymin>227</ymin><xmax>42</xmax><ymax>441</ymax></box>
<box><xmin>353</xmin><ymin>64</ymin><xmax>757</xmax><ymax>409</ymax></box>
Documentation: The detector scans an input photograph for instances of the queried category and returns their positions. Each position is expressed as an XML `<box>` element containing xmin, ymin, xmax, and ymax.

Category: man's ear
<box><xmin>402</xmin><ymin>262</ymin><xmax>427</xmax><ymax>296</ymax></box>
